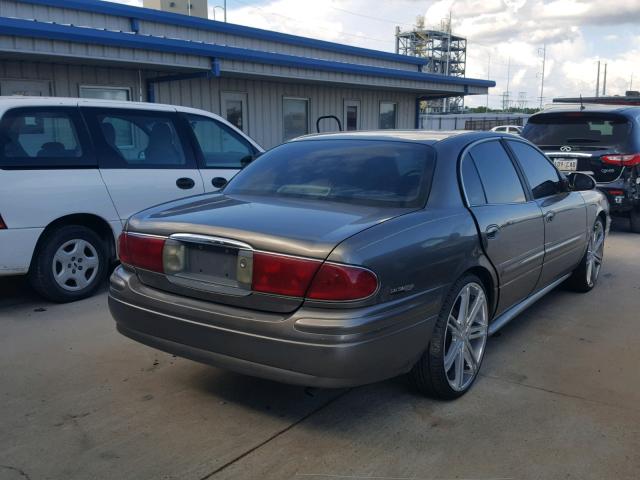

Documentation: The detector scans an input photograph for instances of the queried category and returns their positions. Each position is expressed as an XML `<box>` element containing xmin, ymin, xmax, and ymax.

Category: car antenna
<box><xmin>579</xmin><ymin>94</ymin><xmax>585</xmax><ymax>111</ymax></box>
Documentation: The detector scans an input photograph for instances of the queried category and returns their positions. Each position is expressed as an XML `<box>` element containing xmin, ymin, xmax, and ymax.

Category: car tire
<box><xmin>29</xmin><ymin>225</ymin><xmax>108</xmax><ymax>303</ymax></box>
<box><xmin>409</xmin><ymin>274</ymin><xmax>489</xmax><ymax>400</ymax></box>
<box><xmin>630</xmin><ymin>208</ymin><xmax>640</xmax><ymax>234</ymax></box>
<box><xmin>566</xmin><ymin>218</ymin><xmax>605</xmax><ymax>293</ymax></box>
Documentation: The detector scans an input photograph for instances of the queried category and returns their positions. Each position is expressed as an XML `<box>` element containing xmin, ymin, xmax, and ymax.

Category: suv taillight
<box><xmin>252</xmin><ymin>252</ymin><xmax>378</xmax><ymax>301</ymax></box>
<box><xmin>601</xmin><ymin>153</ymin><xmax>640</xmax><ymax>166</ymax></box>
<box><xmin>118</xmin><ymin>232</ymin><xmax>166</xmax><ymax>273</ymax></box>
<box><xmin>0</xmin><ymin>215</ymin><xmax>6</xmax><ymax>229</ymax></box>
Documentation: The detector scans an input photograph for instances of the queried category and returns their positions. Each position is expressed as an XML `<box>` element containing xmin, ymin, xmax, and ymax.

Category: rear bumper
<box><xmin>0</xmin><ymin>228</ymin><xmax>42</xmax><ymax>275</ymax></box>
<box><xmin>109</xmin><ymin>266</ymin><xmax>440</xmax><ymax>388</ymax></box>
<box><xmin>597</xmin><ymin>180</ymin><xmax>638</xmax><ymax>214</ymax></box>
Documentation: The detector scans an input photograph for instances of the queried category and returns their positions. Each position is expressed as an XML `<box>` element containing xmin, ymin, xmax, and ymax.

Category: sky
<box><xmin>111</xmin><ymin>0</ymin><xmax>640</xmax><ymax>109</ymax></box>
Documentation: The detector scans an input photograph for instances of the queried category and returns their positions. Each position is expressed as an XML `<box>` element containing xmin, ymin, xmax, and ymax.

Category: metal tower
<box><xmin>395</xmin><ymin>18</ymin><xmax>467</xmax><ymax>113</ymax></box>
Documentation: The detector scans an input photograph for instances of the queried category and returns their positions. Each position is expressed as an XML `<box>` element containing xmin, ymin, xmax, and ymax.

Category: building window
<box><xmin>221</xmin><ymin>92</ymin><xmax>248</xmax><ymax>133</ymax></box>
<box><xmin>344</xmin><ymin>100</ymin><xmax>360</xmax><ymax>131</ymax></box>
<box><xmin>283</xmin><ymin>97</ymin><xmax>309</xmax><ymax>141</ymax></box>
<box><xmin>79</xmin><ymin>86</ymin><xmax>131</xmax><ymax>102</ymax></box>
<box><xmin>379</xmin><ymin>102</ymin><xmax>397</xmax><ymax>129</ymax></box>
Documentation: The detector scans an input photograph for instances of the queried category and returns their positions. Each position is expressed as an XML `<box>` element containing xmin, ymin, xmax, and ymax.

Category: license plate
<box><xmin>553</xmin><ymin>159</ymin><xmax>577</xmax><ymax>171</ymax></box>
<box><xmin>184</xmin><ymin>243</ymin><xmax>238</xmax><ymax>286</ymax></box>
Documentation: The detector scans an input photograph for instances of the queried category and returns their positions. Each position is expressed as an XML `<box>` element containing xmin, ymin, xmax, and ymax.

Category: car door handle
<box><xmin>211</xmin><ymin>177</ymin><xmax>228</xmax><ymax>189</ymax></box>
<box><xmin>176</xmin><ymin>177</ymin><xmax>195</xmax><ymax>189</ymax></box>
<box><xmin>485</xmin><ymin>225</ymin><xmax>500</xmax><ymax>239</ymax></box>
<box><xmin>545</xmin><ymin>211</ymin><xmax>556</xmax><ymax>223</ymax></box>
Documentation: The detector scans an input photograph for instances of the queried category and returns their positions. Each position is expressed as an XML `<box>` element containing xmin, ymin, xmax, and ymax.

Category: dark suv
<box><xmin>523</xmin><ymin>105</ymin><xmax>640</xmax><ymax>232</ymax></box>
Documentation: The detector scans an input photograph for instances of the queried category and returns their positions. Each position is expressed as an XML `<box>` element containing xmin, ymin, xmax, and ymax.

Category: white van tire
<box><xmin>29</xmin><ymin>225</ymin><xmax>108</xmax><ymax>303</ymax></box>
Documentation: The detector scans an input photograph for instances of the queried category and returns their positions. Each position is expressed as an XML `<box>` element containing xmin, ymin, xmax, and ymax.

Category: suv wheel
<box><xmin>409</xmin><ymin>274</ymin><xmax>489</xmax><ymax>400</ymax></box>
<box><xmin>630</xmin><ymin>208</ymin><xmax>640</xmax><ymax>233</ymax></box>
<box><xmin>29</xmin><ymin>225</ymin><xmax>107</xmax><ymax>303</ymax></box>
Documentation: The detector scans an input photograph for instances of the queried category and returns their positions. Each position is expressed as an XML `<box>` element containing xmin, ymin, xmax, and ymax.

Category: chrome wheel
<box><xmin>444</xmin><ymin>282</ymin><xmax>488</xmax><ymax>392</ymax></box>
<box><xmin>52</xmin><ymin>239</ymin><xmax>99</xmax><ymax>291</ymax></box>
<box><xmin>586</xmin><ymin>220</ymin><xmax>604</xmax><ymax>287</ymax></box>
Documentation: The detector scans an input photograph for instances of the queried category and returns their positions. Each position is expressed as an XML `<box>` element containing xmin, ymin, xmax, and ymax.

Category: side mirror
<box><xmin>240</xmin><ymin>152</ymin><xmax>262</xmax><ymax>168</ymax></box>
<box><xmin>568</xmin><ymin>172</ymin><xmax>596</xmax><ymax>191</ymax></box>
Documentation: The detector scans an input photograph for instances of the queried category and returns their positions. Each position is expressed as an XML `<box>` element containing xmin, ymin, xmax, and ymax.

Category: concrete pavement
<box><xmin>1</xmin><ymin>222</ymin><xmax>638</xmax><ymax>480</ymax></box>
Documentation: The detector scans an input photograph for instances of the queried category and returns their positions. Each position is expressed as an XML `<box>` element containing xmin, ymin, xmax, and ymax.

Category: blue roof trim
<box><xmin>18</xmin><ymin>0</ymin><xmax>429</xmax><ymax>66</ymax></box>
<box><xmin>0</xmin><ymin>18</ymin><xmax>496</xmax><ymax>89</ymax></box>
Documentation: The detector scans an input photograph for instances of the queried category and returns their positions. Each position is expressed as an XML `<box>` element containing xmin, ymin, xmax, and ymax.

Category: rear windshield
<box><xmin>224</xmin><ymin>139</ymin><xmax>436</xmax><ymax>208</ymax></box>
<box><xmin>523</xmin><ymin>113</ymin><xmax>632</xmax><ymax>148</ymax></box>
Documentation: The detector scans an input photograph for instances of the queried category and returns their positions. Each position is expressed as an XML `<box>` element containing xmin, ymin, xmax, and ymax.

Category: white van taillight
<box><xmin>0</xmin><ymin>215</ymin><xmax>6</xmax><ymax>229</ymax></box>
<box><xmin>118</xmin><ymin>232</ymin><xmax>166</xmax><ymax>273</ymax></box>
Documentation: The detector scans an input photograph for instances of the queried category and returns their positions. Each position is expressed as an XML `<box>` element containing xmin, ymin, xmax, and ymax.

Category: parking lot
<box><xmin>1</xmin><ymin>221</ymin><xmax>638</xmax><ymax>480</ymax></box>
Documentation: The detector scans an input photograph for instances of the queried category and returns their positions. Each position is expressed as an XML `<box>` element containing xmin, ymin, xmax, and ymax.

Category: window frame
<box><xmin>79</xmin><ymin>85</ymin><xmax>132</xmax><ymax>102</ymax></box>
<box><xmin>0</xmin><ymin>106</ymin><xmax>95</xmax><ymax>170</ymax></box>
<box><xmin>457</xmin><ymin>138</ymin><xmax>531</xmax><ymax>207</ymax></box>
<box><xmin>179</xmin><ymin>113</ymin><xmax>257</xmax><ymax>170</ymax></box>
<box><xmin>80</xmin><ymin>107</ymin><xmax>196</xmax><ymax>169</ymax></box>
<box><xmin>378</xmin><ymin>101</ymin><xmax>398</xmax><ymax>129</ymax></box>
<box><xmin>220</xmin><ymin>91</ymin><xmax>249</xmax><ymax>133</ymax></box>
<box><xmin>282</xmin><ymin>96</ymin><xmax>310</xmax><ymax>142</ymax></box>
<box><xmin>343</xmin><ymin>99</ymin><xmax>361</xmax><ymax>131</ymax></box>
<box><xmin>503</xmin><ymin>137</ymin><xmax>564</xmax><ymax>200</ymax></box>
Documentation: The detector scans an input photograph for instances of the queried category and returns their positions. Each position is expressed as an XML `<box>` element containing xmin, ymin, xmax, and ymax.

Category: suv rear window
<box><xmin>523</xmin><ymin>113</ymin><xmax>631</xmax><ymax>149</ymax></box>
<box><xmin>224</xmin><ymin>139</ymin><xmax>436</xmax><ymax>208</ymax></box>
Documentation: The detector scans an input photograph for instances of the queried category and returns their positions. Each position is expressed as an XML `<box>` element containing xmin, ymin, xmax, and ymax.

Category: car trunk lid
<box><xmin>125</xmin><ymin>193</ymin><xmax>411</xmax><ymax>312</ymax></box>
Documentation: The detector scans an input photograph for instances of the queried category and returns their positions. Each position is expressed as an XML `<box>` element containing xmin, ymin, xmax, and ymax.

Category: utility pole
<box><xmin>538</xmin><ymin>44</ymin><xmax>546</xmax><ymax>109</ymax></box>
<box><xmin>602</xmin><ymin>63</ymin><xmax>608</xmax><ymax>96</ymax></box>
<box><xmin>443</xmin><ymin>11</ymin><xmax>452</xmax><ymax>113</ymax></box>
<box><xmin>505</xmin><ymin>56</ymin><xmax>511</xmax><ymax>112</ymax></box>
<box><xmin>595</xmin><ymin>61</ymin><xmax>600</xmax><ymax>97</ymax></box>
<box><xmin>486</xmin><ymin>53</ymin><xmax>491</xmax><ymax>110</ymax></box>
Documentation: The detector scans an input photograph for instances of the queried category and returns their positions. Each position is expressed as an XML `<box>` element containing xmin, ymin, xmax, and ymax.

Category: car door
<box><xmin>181</xmin><ymin>113</ymin><xmax>259</xmax><ymax>192</ymax></box>
<box><xmin>506</xmin><ymin>139</ymin><xmax>587</xmax><ymax>287</ymax></box>
<box><xmin>461</xmin><ymin>139</ymin><xmax>545</xmax><ymax>315</ymax></box>
<box><xmin>82</xmin><ymin>107</ymin><xmax>204</xmax><ymax>221</ymax></box>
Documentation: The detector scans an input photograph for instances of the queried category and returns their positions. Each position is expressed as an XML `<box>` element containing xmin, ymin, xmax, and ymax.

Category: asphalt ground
<box><xmin>1</xmin><ymin>220</ymin><xmax>638</xmax><ymax>480</ymax></box>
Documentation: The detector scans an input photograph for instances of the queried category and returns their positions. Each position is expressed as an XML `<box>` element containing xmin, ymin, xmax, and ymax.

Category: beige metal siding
<box><xmin>155</xmin><ymin>76</ymin><xmax>417</xmax><ymax>148</ymax></box>
<box><xmin>0</xmin><ymin>60</ymin><xmax>145</xmax><ymax>100</ymax></box>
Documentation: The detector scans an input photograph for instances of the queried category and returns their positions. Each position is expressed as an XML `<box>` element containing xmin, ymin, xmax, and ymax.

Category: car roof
<box><xmin>291</xmin><ymin>130</ymin><xmax>503</xmax><ymax>145</ymax></box>
<box><xmin>0</xmin><ymin>96</ymin><xmax>213</xmax><ymax>115</ymax></box>
<box><xmin>538</xmin><ymin>103</ymin><xmax>640</xmax><ymax>117</ymax></box>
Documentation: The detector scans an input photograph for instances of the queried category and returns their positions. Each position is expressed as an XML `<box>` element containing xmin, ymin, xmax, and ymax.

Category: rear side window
<box><xmin>469</xmin><ymin>141</ymin><xmax>526</xmax><ymax>204</ymax></box>
<box><xmin>508</xmin><ymin>141</ymin><xmax>561</xmax><ymax>199</ymax></box>
<box><xmin>225</xmin><ymin>139</ymin><xmax>436</xmax><ymax>208</ymax></box>
<box><xmin>523</xmin><ymin>113</ymin><xmax>631</xmax><ymax>148</ymax></box>
<box><xmin>186</xmin><ymin>114</ymin><xmax>254</xmax><ymax>169</ymax></box>
<box><xmin>83</xmin><ymin>108</ymin><xmax>191</xmax><ymax>168</ymax></box>
<box><xmin>0</xmin><ymin>108</ymin><xmax>92</xmax><ymax>168</ymax></box>
<box><xmin>461</xmin><ymin>153</ymin><xmax>487</xmax><ymax>206</ymax></box>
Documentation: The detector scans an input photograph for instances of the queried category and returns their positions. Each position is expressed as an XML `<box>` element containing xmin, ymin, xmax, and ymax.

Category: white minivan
<box><xmin>0</xmin><ymin>96</ymin><xmax>263</xmax><ymax>302</ymax></box>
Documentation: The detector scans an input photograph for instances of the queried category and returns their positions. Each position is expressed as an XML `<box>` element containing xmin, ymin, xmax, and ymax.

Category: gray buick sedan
<box><xmin>109</xmin><ymin>131</ymin><xmax>609</xmax><ymax>399</ymax></box>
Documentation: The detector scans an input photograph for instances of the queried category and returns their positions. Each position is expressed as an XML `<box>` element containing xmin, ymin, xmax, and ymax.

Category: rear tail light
<box><xmin>118</xmin><ymin>232</ymin><xmax>166</xmax><ymax>273</ymax></box>
<box><xmin>0</xmin><ymin>214</ymin><xmax>6</xmax><ymax>229</ymax></box>
<box><xmin>606</xmin><ymin>189</ymin><xmax>625</xmax><ymax>196</ymax></box>
<box><xmin>252</xmin><ymin>252</ymin><xmax>321</xmax><ymax>297</ymax></box>
<box><xmin>251</xmin><ymin>252</ymin><xmax>378</xmax><ymax>301</ymax></box>
<box><xmin>601</xmin><ymin>153</ymin><xmax>640</xmax><ymax>166</ymax></box>
<box><xmin>307</xmin><ymin>263</ymin><xmax>378</xmax><ymax>301</ymax></box>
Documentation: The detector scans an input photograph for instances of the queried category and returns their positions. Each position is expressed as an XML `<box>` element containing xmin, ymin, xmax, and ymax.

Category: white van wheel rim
<box><xmin>52</xmin><ymin>239</ymin><xmax>99</xmax><ymax>291</ymax></box>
